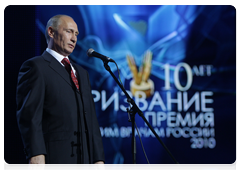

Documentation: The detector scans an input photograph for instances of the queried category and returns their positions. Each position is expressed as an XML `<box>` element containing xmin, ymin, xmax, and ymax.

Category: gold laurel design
<box><xmin>127</xmin><ymin>50</ymin><xmax>154</xmax><ymax>98</ymax></box>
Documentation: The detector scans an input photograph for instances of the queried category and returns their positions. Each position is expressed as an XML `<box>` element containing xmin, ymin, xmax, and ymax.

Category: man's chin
<box><xmin>64</xmin><ymin>49</ymin><xmax>74</xmax><ymax>56</ymax></box>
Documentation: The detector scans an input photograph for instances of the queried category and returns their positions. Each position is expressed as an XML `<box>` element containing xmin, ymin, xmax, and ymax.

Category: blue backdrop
<box><xmin>5</xmin><ymin>5</ymin><xmax>235</xmax><ymax>164</ymax></box>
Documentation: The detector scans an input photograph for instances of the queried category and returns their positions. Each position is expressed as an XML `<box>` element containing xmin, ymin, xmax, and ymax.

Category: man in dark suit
<box><xmin>16</xmin><ymin>14</ymin><xmax>105</xmax><ymax>164</ymax></box>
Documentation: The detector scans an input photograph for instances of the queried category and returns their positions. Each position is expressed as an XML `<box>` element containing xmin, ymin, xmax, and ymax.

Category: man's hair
<box><xmin>45</xmin><ymin>14</ymin><xmax>72</xmax><ymax>44</ymax></box>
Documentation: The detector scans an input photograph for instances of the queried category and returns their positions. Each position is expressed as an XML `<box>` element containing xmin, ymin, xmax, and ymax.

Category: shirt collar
<box><xmin>46</xmin><ymin>48</ymin><xmax>70</xmax><ymax>66</ymax></box>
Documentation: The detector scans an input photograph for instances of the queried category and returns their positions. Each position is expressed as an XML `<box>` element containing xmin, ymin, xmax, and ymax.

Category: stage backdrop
<box><xmin>5</xmin><ymin>5</ymin><xmax>236</xmax><ymax>164</ymax></box>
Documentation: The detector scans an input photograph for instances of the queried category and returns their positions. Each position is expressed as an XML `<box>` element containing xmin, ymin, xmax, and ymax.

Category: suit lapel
<box><xmin>42</xmin><ymin>51</ymin><xmax>74</xmax><ymax>88</ymax></box>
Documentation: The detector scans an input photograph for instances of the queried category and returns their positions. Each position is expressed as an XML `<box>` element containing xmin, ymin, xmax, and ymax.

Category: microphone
<box><xmin>87</xmin><ymin>48</ymin><xmax>115</xmax><ymax>62</ymax></box>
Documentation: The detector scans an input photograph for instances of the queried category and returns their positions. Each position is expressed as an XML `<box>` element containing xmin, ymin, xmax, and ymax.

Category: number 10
<box><xmin>164</xmin><ymin>63</ymin><xmax>193</xmax><ymax>91</ymax></box>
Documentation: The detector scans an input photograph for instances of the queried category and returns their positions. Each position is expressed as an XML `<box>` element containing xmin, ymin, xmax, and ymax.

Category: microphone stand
<box><xmin>103</xmin><ymin>61</ymin><xmax>179</xmax><ymax>164</ymax></box>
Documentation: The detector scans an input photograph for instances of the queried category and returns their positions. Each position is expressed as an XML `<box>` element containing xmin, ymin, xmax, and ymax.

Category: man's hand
<box><xmin>93</xmin><ymin>161</ymin><xmax>105</xmax><ymax>170</ymax></box>
<box><xmin>29</xmin><ymin>154</ymin><xmax>45</xmax><ymax>164</ymax></box>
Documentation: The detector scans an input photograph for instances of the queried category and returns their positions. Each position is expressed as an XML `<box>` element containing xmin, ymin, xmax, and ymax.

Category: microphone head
<box><xmin>87</xmin><ymin>48</ymin><xmax>94</xmax><ymax>57</ymax></box>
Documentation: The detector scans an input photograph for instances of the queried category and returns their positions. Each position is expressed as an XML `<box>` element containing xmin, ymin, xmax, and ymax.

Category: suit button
<box><xmin>84</xmin><ymin>111</ymin><xmax>87</xmax><ymax>114</ymax></box>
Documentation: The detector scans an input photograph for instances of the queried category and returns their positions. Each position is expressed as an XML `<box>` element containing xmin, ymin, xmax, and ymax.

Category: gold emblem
<box><xmin>127</xmin><ymin>50</ymin><xmax>154</xmax><ymax>98</ymax></box>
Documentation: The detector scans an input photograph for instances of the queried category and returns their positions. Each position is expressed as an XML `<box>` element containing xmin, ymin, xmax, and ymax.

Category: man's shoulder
<box><xmin>23</xmin><ymin>51</ymin><xmax>50</xmax><ymax>65</ymax></box>
<box><xmin>27</xmin><ymin>55</ymin><xmax>44</xmax><ymax>62</ymax></box>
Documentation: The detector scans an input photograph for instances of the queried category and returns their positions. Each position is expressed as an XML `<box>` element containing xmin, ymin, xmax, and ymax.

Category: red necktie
<box><xmin>61</xmin><ymin>58</ymin><xmax>79</xmax><ymax>90</ymax></box>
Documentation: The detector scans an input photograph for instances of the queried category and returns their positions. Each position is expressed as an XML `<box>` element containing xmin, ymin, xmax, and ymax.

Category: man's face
<box><xmin>50</xmin><ymin>16</ymin><xmax>79</xmax><ymax>56</ymax></box>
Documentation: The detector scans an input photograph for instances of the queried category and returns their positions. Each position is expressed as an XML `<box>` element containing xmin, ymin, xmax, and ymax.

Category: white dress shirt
<box><xmin>46</xmin><ymin>48</ymin><xmax>77</xmax><ymax>77</ymax></box>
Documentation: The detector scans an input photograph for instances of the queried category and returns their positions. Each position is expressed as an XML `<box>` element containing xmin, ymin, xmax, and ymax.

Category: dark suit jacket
<box><xmin>16</xmin><ymin>51</ymin><xmax>105</xmax><ymax>164</ymax></box>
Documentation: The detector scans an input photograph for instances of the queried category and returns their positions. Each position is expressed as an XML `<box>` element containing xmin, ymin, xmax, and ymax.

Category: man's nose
<box><xmin>71</xmin><ymin>35</ymin><xmax>77</xmax><ymax>43</ymax></box>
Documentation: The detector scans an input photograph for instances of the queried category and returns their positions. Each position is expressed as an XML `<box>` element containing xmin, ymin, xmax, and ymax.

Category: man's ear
<box><xmin>48</xmin><ymin>26</ymin><xmax>54</xmax><ymax>38</ymax></box>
